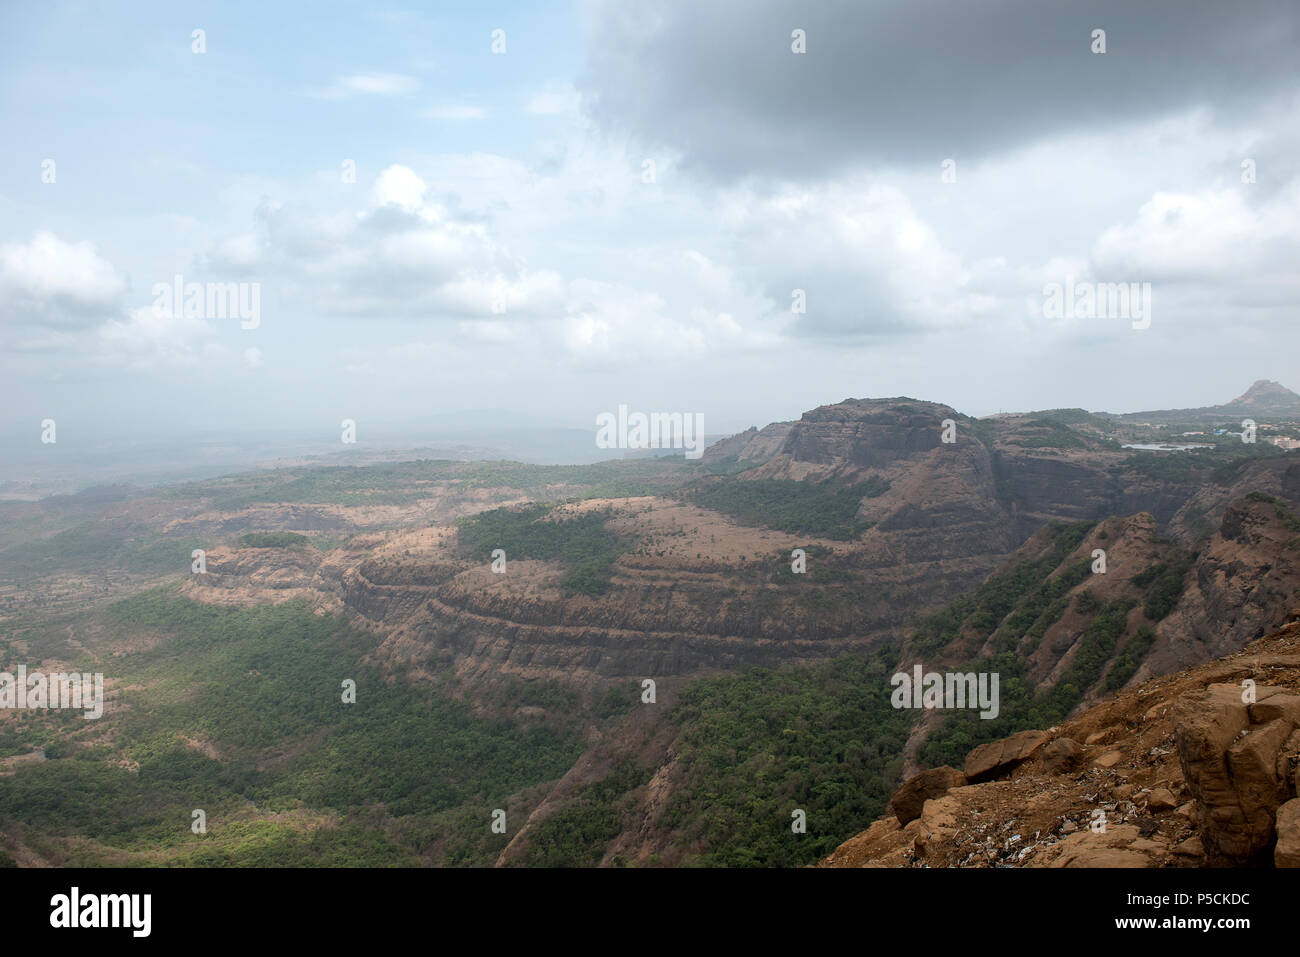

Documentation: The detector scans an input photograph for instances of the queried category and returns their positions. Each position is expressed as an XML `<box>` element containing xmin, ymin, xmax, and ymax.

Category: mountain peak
<box><xmin>1223</xmin><ymin>379</ymin><xmax>1300</xmax><ymax>412</ymax></box>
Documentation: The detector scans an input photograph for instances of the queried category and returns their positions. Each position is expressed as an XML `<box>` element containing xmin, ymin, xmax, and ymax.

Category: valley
<box><xmin>2</xmin><ymin>383</ymin><xmax>1299</xmax><ymax>867</ymax></box>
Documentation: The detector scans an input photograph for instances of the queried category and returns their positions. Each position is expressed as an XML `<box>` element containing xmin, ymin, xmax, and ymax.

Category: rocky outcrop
<box><xmin>1144</xmin><ymin>497</ymin><xmax>1300</xmax><ymax>680</ymax></box>
<box><xmin>1175</xmin><ymin>682</ymin><xmax>1300</xmax><ymax>865</ymax></box>
<box><xmin>964</xmin><ymin>731</ymin><xmax>1048</xmax><ymax>783</ymax></box>
<box><xmin>701</xmin><ymin>422</ymin><xmax>793</xmax><ymax>466</ymax></box>
<box><xmin>888</xmin><ymin>766</ymin><xmax>967</xmax><ymax>825</ymax></box>
<box><xmin>821</xmin><ymin>619</ymin><xmax>1300</xmax><ymax>868</ymax></box>
<box><xmin>1276</xmin><ymin>799</ymin><xmax>1300</xmax><ymax>867</ymax></box>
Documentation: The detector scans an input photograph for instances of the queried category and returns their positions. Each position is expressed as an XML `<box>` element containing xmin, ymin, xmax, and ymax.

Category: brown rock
<box><xmin>1093</xmin><ymin>750</ymin><xmax>1126</xmax><ymax>769</ymax></box>
<box><xmin>965</xmin><ymin>730</ymin><xmax>1048</xmax><ymax>783</ymax></box>
<box><xmin>1278</xmin><ymin>729</ymin><xmax>1300</xmax><ymax>794</ymax></box>
<box><xmin>1248</xmin><ymin>688</ymin><xmax>1300</xmax><ymax>727</ymax></box>
<box><xmin>888</xmin><ymin>766</ymin><xmax>967</xmax><ymax>825</ymax></box>
<box><xmin>1173</xmin><ymin>835</ymin><xmax>1204</xmax><ymax>858</ymax></box>
<box><xmin>1224</xmin><ymin>718</ymin><xmax>1293</xmax><ymax>859</ymax></box>
<box><xmin>1146</xmin><ymin>787</ymin><xmax>1178</xmax><ymax>812</ymax></box>
<box><xmin>1176</xmin><ymin>683</ymin><xmax>1254</xmax><ymax>865</ymax></box>
<box><xmin>1044</xmin><ymin>825</ymin><xmax>1161</xmax><ymax>868</ymax></box>
<box><xmin>1039</xmin><ymin>737</ymin><xmax>1084</xmax><ymax>774</ymax></box>
<box><xmin>914</xmin><ymin>794</ymin><xmax>961</xmax><ymax>859</ymax></box>
<box><xmin>1276</xmin><ymin>799</ymin><xmax>1300</xmax><ymax>868</ymax></box>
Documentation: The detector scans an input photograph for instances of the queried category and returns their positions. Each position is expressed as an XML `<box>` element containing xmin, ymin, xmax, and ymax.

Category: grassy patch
<box><xmin>687</xmin><ymin>477</ymin><xmax>889</xmax><ymax>540</ymax></box>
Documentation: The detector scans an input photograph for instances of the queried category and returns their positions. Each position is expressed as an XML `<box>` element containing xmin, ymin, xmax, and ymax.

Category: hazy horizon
<box><xmin>3</xmin><ymin>0</ymin><xmax>1299</xmax><ymax>445</ymax></box>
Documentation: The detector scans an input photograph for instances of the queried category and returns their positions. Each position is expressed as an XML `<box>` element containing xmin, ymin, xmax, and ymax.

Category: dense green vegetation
<box><xmin>238</xmin><ymin>531</ymin><xmax>309</xmax><ymax>548</ymax></box>
<box><xmin>660</xmin><ymin>651</ymin><xmax>914</xmax><ymax>867</ymax></box>
<box><xmin>1004</xmin><ymin>418</ymin><xmax>1088</xmax><ymax>450</ymax></box>
<box><xmin>1105</xmin><ymin>623</ymin><xmax>1157</xmax><ymax>693</ymax></box>
<box><xmin>687</xmin><ymin>476</ymin><xmax>890</xmax><ymax>540</ymax></box>
<box><xmin>0</xmin><ymin>592</ymin><xmax>584</xmax><ymax>866</ymax></box>
<box><xmin>1034</xmin><ymin>408</ymin><xmax>1116</xmax><ymax>429</ymax></box>
<box><xmin>1246</xmin><ymin>491</ymin><xmax>1300</xmax><ymax>532</ymax></box>
<box><xmin>910</xmin><ymin>522</ymin><xmax>1094</xmax><ymax>655</ymax></box>
<box><xmin>455</xmin><ymin>503</ymin><xmax>630</xmax><ymax>595</ymax></box>
<box><xmin>0</xmin><ymin>523</ymin><xmax>201</xmax><ymax>581</ymax></box>
<box><xmin>1132</xmin><ymin>555</ymin><xmax>1194</xmax><ymax>621</ymax></box>
<box><xmin>1116</xmin><ymin>442</ymin><xmax>1284</xmax><ymax>483</ymax></box>
<box><xmin>516</xmin><ymin>760</ymin><xmax>654</xmax><ymax>867</ymax></box>
<box><xmin>509</xmin><ymin>650</ymin><xmax>920</xmax><ymax>868</ymax></box>
<box><xmin>916</xmin><ymin>595</ymin><xmax>1137</xmax><ymax>769</ymax></box>
<box><xmin>908</xmin><ymin>518</ymin><xmax>1190</xmax><ymax>769</ymax></box>
<box><xmin>913</xmin><ymin>533</ymin><xmax>1192</xmax><ymax>771</ymax></box>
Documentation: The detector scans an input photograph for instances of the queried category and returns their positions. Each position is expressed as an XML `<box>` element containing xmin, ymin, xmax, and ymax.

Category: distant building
<box><xmin>1270</xmin><ymin>436</ymin><xmax>1300</xmax><ymax>450</ymax></box>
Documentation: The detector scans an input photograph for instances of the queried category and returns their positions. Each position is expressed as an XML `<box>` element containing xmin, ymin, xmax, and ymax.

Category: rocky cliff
<box><xmin>821</xmin><ymin>614</ymin><xmax>1300</xmax><ymax>868</ymax></box>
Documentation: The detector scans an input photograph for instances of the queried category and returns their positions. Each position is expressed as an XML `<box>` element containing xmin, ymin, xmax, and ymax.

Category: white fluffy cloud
<box><xmin>1092</xmin><ymin>182</ymin><xmax>1300</xmax><ymax>282</ymax></box>
<box><xmin>0</xmin><ymin>233</ymin><xmax>127</xmax><ymax>325</ymax></box>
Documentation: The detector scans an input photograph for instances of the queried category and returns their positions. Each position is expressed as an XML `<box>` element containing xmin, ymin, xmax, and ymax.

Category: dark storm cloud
<box><xmin>579</xmin><ymin>0</ymin><xmax>1300</xmax><ymax>178</ymax></box>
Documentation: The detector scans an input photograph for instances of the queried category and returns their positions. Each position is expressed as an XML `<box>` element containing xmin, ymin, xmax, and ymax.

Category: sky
<box><xmin>1</xmin><ymin>0</ymin><xmax>1298</xmax><ymax>446</ymax></box>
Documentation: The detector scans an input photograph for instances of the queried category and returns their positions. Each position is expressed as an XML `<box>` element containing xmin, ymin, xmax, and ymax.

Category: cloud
<box><xmin>216</xmin><ymin>165</ymin><xmax>569</xmax><ymax>322</ymax></box>
<box><xmin>578</xmin><ymin>0</ymin><xmax>1300</xmax><ymax>179</ymax></box>
<box><xmin>312</xmin><ymin>73</ymin><xmax>419</xmax><ymax>99</ymax></box>
<box><xmin>1091</xmin><ymin>181</ymin><xmax>1300</xmax><ymax>282</ymax></box>
<box><xmin>95</xmin><ymin>305</ymin><xmax>215</xmax><ymax>369</ymax></box>
<box><xmin>423</xmin><ymin>105</ymin><xmax>488</xmax><ymax>120</ymax></box>
<box><xmin>526</xmin><ymin>82</ymin><xmax>580</xmax><ymax>116</ymax></box>
<box><xmin>0</xmin><ymin>232</ymin><xmax>127</xmax><ymax>326</ymax></box>
<box><xmin>372</xmin><ymin>164</ymin><xmax>429</xmax><ymax>211</ymax></box>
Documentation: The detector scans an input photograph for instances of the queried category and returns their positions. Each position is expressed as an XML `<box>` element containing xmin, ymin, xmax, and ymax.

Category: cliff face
<box><xmin>1145</xmin><ymin>497</ymin><xmax>1300</xmax><ymax>678</ymax></box>
<box><xmin>820</xmin><ymin>616</ymin><xmax>1300</xmax><ymax>869</ymax></box>
<box><xmin>701</xmin><ymin>421</ymin><xmax>793</xmax><ymax>465</ymax></box>
<box><xmin>177</xmin><ymin>398</ymin><xmax>1293</xmax><ymax>693</ymax></box>
<box><xmin>774</xmin><ymin>399</ymin><xmax>952</xmax><ymax>470</ymax></box>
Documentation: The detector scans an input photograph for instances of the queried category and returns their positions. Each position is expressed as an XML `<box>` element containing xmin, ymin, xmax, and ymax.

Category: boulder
<box><xmin>1276</xmin><ymin>800</ymin><xmax>1300</xmax><ymax>868</ymax></box>
<box><xmin>1044</xmin><ymin>824</ymin><xmax>1163</xmax><ymax>868</ymax></box>
<box><xmin>964</xmin><ymin>730</ymin><xmax>1048</xmax><ymax>783</ymax></box>
<box><xmin>1146</xmin><ymin>788</ymin><xmax>1178</xmax><ymax>812</ymax></box>
<box><xmin>888</xmin><ymin>766</ymin><xmax>967</xmax><ymax>825</ymax></box>
<box><xmin>913</xmin><ymin>794</ymin><xmax>962</xmax><ymax>860</ymax></box>
<box><xmin>1224</xmin><ymin>718</ymin><xmax>1293</xmax><ymax>857</ymax></box>
<box><xmin>1177</xmin><ymin>683</ymin><xmax>1294</xmax><ymax>865</ymax></box>
<box><xmin>1038</xmin><ymin>737</ymin><xmax>1084</xmax><ymax>774</ymax></box>
<box><xmin>1093</xmin><ymin>750</ymin><xmax>1126</xmax><ymax>769</ymax></box>
<box><xmin>1278</xmin><ymin>729</ymin><xmax>1300</xmax><ymax>794</ymax></box>
<box><xmin>1248</xmin><ymin>689</ymin><xmax>1300</xmax><ymax>727</ymax></box>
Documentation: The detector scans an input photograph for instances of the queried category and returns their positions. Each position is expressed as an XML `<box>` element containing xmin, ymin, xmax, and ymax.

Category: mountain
<box><xmin>1121</xmin><ymin>379</ymin><xmax>1300</xmax><ymax>424</ymax></box>
<box><xmin>1220</xmin><ymin>379</ymin><xmax>1300</xmax><ymax>417</ymax></box>
<box><xmin>2</xmin><ymin>385</ymin><xmax>1300</xmax><ymax>867</ymax></box>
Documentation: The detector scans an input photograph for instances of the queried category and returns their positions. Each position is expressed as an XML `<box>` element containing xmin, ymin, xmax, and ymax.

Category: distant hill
<box><xmin>1120</xmin><ymin>379</ymin><xmax>1300</xmax><ymax>423</ymax></box>
<box><xmin>1218</xmin><ymin>379</ymin><xmax>1300</xmax><ymax>417</ymax></box>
